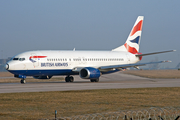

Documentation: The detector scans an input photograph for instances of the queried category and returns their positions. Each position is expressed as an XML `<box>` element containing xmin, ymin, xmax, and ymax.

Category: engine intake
<box><xmin>80</xmin><ymin>67</ymin><xmax>101</xmax><ymax>79</ymax></box>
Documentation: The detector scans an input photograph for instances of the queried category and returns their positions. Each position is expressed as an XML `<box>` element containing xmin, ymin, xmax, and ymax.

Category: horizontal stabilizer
<box><xmin>136</xmin><ymin>50</ymin><xmax>176</xmax><ymax>57</ymax></box>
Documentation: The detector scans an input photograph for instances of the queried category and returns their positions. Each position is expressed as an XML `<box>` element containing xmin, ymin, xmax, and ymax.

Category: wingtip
<box><xmin>163</xmin><ymin>60</ymin><xmax>172</xmax><ymax>63</ymax></box>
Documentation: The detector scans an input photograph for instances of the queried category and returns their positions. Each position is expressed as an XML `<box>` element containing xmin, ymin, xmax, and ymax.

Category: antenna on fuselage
<box><xmin>73</xmin><ymin>48</ymin><xmax>75</xmax><ymax>51</ymax></box>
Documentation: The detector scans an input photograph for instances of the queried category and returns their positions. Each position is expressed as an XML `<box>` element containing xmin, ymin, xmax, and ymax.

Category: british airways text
<box><xmin>41</xmin><ymin>63</ymin><xmax>68</xmax><ymax>67</ymax></box>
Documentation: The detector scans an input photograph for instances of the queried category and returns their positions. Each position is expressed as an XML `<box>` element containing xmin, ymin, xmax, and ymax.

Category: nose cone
<box><xmin>5</xmin><ymin>64</ymin><xmax>9</xmax><ymax>70</ymax></box>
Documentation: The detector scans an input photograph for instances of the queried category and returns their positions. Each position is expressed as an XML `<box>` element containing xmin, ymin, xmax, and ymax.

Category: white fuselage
<box><xmin>6</xmin><ymin>50</ymin><xmax>140</xmax><ymax>76</ymax></box>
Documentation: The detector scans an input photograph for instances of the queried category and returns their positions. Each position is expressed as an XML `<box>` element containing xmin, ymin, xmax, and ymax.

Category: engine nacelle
<box><xmin>33</xmin><ymin>76</ymin><xmax>52</xmax><ymax>79</ymax></box>
<box><xmin>79</xmin><ymin>67</ymin><xmax>101</xmax><ymax>79</ymax></box>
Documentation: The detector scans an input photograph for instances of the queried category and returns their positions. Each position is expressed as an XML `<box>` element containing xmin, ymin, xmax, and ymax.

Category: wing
<box><xmin>72</xmin><ymin>67</ymin><xmax>84</xmax><ymax>72</ymax></box>
<box><xmin>99</xmin><ymin>60</ymin><xmax>171</xmax><ymax>70</ymax></box>
<box><xmin>72</xmin><ymin>60</ymin><xmax>171</xmax><ymax>73</ymax></box>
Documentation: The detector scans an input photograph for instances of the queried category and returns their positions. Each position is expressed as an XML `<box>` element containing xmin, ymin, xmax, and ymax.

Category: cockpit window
<box><xmin>12</xmin><ymin>58</ymin><xmax>25</xmax><ymax>61</ymax></box>
<box><xmin>13</xmin><ymin>58</ymin><xmax>19</xmax><ymax>60</ymax></box>
<box><xmin>19</xmin><ymin>58</ymin><xmax>25</xmax><ymax>61</ymax></box>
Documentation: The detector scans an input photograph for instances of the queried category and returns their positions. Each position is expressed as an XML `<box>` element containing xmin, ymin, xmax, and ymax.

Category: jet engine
<box><xmin>79</xmin><ymin>67</ymin><xmax>101</xmax><ymax>79</ymax></box>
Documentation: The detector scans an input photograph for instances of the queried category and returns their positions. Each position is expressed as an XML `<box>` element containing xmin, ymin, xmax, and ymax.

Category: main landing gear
<box><xmin>65</xmin><ymin>76</ymin><xmax>74</xmax><ymax>82</ymax></box>
<box><xmin>65</xmin><ymin>76</ymin><xmax>99</xmax><ymax>82</ymax></box>
<box><xmin>20</xmin><ymin>79</ymin><xmax>26</xmax><ymax>84</ymax></box>
<box><xmin>90</xmin><ymin>78</ymin><xmax>99</xmax><ymax>82</ymax></box>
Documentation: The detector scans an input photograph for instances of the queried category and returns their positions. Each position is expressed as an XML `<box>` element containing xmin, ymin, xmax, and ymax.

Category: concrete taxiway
<box><xmin>0</xmin><ymin>72</ymin><xmax>179</xmax><ymax>93</ymax></box>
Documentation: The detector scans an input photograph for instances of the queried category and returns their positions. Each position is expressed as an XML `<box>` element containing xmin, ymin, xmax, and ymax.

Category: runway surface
<box><xmin>0</xmin><ymin>72</ymin><xmax>180</xmax><ymax>93</ymax></box>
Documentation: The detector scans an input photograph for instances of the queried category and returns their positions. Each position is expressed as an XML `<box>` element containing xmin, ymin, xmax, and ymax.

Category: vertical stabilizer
<box><xmin>112</xmin><ymin>16</ymin><xmax>144</xmax><ymax>54</ymax></box>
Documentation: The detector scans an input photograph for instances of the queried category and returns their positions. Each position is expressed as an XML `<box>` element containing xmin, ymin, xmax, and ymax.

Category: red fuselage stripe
<box><xmin>29</xmin><ymin>56</ymin><xmax>47</xmax><ymax>59</ymax></box>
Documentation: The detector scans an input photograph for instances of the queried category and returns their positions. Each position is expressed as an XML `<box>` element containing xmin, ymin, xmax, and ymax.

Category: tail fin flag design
<box><xmin>112</xmin><ymin>16</ymin><xmax>144</xmax><ymax>54</ymax></box>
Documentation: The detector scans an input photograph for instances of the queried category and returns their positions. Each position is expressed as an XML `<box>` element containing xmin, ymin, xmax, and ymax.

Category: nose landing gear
<box><xmin>14</xmin><ymin>75</ymin><xmax>26</xmax><ymax>84</ymax></box>
<box><xmin>20</xmin><ymin>79</ymin><xmax>26</xmax><ymax>84</ymax></box>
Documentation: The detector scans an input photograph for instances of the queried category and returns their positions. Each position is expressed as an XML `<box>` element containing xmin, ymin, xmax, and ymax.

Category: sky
<box><xmin>0</xmin><ymin>0</ymin><xmax>180</xmax><ymax>68</ymax></box>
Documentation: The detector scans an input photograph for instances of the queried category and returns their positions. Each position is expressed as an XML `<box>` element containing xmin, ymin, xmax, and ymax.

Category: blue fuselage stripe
<box><xmin>8</xmin><ymin>69</ymin><xmax>78</xmax><ymax>76</ymax></box>
<box><xmin>8</xmin><ymin>69</ymin><xmax>120</xmax><ymax>76</ymax></box>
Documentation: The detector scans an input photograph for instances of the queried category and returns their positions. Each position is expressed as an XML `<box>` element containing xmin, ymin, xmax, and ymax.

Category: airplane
<box><xmin>5</xmin><ymin>16</ymin><xmax>175</xmax><ymax>84</ymax></box>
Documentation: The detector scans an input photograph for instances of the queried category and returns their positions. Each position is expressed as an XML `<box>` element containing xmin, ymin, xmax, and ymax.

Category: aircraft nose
<box><xmin>5</xmin><ymin>63</ymin><xmax>9</xmax><ymax>70</ymax></box>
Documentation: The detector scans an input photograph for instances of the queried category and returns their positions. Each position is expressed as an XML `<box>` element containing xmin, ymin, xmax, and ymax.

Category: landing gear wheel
<box><xmin>95</xmin><ymin>79</ymin><xmax>99</xmax><ymax>82</ymax></box>
<box><xmin>20</xmin><ymin>79</ymin><xmax>26</xmax><ymax>84</ymax></box>
<box><xmin>90</xmin><ymin>78</ymin><xmax>99</xmax><ymax>82</ymax></box>
<box><xmin>65</xmin><ymin>76</ymin><xmax>74</xmax><ymax>82</ymax></box>
<box><xmin>65</xmin><ymin>77</ymin><xmax>69</xmax><ymax>82</ymax></box>
<box><xmin>69</xmin><ymin>76</ymin><xmax>74</xmax><ymax>82</ymax></box>
<box><xmin>90</xmin><ymin>79</ymin><xmax>95</xmax><ymax>82</ymax></box>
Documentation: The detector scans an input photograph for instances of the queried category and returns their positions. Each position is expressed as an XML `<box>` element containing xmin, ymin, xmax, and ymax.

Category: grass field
<box><xmin>0</xmin><ymin>72</ymin><xmax>14</xmax><ymax>77</ymax></box>
<box><xmin>123</xmin><ymin>69</ymin><xmax>180</xmax><ymax>79</ymax></box>
<box><xmin>0</xmin><ymin>72</ymin><xmax>64</xmax><ymax>83</ymax></box>
<box><xmin>0</xmin><ymin>70</ymin><xmax>180</xmax><ymax>119</ymax></box>
<box><xmin>0</xmin><ymin>77</ymin><xmax>64</xmax><ymax>83</ymax></box>
<box><xmin>0</xmin><ymin>88</ymin><xmax>179</xmax><ymax>120</ymax></box>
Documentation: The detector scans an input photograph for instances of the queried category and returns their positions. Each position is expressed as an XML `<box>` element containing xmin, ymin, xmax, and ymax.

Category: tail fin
<box><xmin>112</xmin><ymin>16</ymin><xmax>144</xmax><ymax>54</ymax></box>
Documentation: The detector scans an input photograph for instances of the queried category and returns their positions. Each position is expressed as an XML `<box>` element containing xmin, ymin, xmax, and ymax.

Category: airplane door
<box><xmin>79</xmin><ymin>57</ymin><xmax>82</xmax><ymax>65</ymax></box>
<box><xmin>126</xmin><ymin>54</ymin><xmax>130</xmax><ymax>64</ymax></box>
<box><xmin>68</xmin><ymin>58</ymin><xmax>72</xmax><ymax>67</ymax></box>
<box><xmin>82</xmin><ymin>57</ymin><xmax>86</xmax><ymax>65</ymax></box>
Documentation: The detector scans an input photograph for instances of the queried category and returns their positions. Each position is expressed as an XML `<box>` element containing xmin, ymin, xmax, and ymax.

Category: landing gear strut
<box><xmin>90</xmin><ymin>78</ymin><xmax>99</xmax><ymax>82</ymax></box>
<box><xmin>65</xmin><ymin>76</ymin><xmax>74</xmax><ymax>82</ymax></box>
<box><xmin>20</xmin><ymin>79</ymin><xmax>26</xmax><ymax>84</ymax></box>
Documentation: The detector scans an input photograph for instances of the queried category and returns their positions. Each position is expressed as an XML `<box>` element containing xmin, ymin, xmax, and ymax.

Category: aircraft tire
<box><xmin>95</xmin><ymin>78</ymin><xmax>99</xmax><ymax>82</ymax></box>
<box><xmin>69</xmin><ymin>76</ymin><xmax>74</xmax><ymax>82</ymax></box>
<box><xmin>90</xmin><ymin>79</ymin><xmax>94</xmax><ymax>82</ymax></box>
<box><xmin>65</xmin><ymin>76</ymin><xmax>74</xmax><ymax>82</ymax></box>
<box><xmin>90</xmin><ymin>79</ymin><xmax>99</xmax><ymax>82</ymax></box>
<box><xmin>20</xmin><ymin>79</ymin><xmax>26</xmax><ymax>84</ymax></box>
<box><xmin>65</xmin><ymin>77</ymin><xmax>70</xmax><ymax>82</ymax></box>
